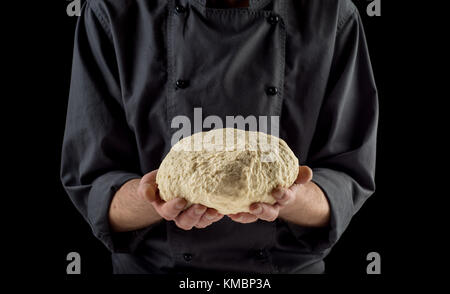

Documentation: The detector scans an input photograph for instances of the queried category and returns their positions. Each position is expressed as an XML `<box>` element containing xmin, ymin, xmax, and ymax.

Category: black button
<box><xmin>255</xmin><ymin>249</ymin><xmax>267</xmax><ymax>260</ymax></box>
<box><xmin>175</xmin><ymin>5</ymin><xmax>186</xmax><ymax>13</ymax></box>
<box><xmin>183</xmin><ymin>253</ymin><xmax>193</xmax><ymax>262</ymax></box>
<box><xmin>267</xmin><ymin>15</ymin><xmax>279</xmax><ymax>25</ymax></box>
<box><xmin>266</xmin><ymin>86</ymin><xmax>278</xmax><ymax>96</ymax></box>
<box><xmin>176</xmin><ymin>79</ymin><xmax>190</xmax><ymax>89</ymax></box>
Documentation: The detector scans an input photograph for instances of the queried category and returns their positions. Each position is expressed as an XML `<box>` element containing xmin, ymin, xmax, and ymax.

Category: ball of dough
<box><xmin>156</xmin><ymin>128</ymin><xmax>299</xmax><ymax>214</ymax></box>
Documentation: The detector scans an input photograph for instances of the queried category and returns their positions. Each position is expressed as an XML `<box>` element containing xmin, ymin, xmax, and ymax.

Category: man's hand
<box><xmin>109</xmin><ymin>170</ymin><xmax>224</xmax><ymax>232</ymax></box>
<box><xmin>138</xmin><ymin>170</ymin><xmax>224</xmax><ymax>230</ymax></box>
<box><xmin>228</xmin><ymin>166</ymin><xmax>330</xmax><ymax>227</ymax></box>
<box><xmin>228</xmin><ymin>166</ymin><xmax>312</xmax><ymax>223</ymax></box>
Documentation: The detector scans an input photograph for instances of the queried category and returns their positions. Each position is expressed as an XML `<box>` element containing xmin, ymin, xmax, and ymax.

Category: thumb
<box><xmin>294</xmin><ymin>166</ymin><xmax>313</xmax><ymax>185</ymax></box>
<box><xmin>138</xmin><ymin>169</ymin><xmax>159</xmax><ymax>202</ymax></box>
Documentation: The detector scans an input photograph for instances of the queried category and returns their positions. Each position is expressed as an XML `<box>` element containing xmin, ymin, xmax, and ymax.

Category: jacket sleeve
<box><xmin>302</xmin><ymin>8</ymin><xmax>378</xmax><ymax>252</ymax></box>
<box><xmin>60</xmin><ymin>1</ymin><xmax>145</xmax><ymax>253</ymax></box>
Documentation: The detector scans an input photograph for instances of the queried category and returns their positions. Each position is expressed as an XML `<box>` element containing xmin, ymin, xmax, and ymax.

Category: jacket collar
<box><xmin>192</xmin><ymin>0</ymin><xmax>273</xmax><ymax>10</ymax></box>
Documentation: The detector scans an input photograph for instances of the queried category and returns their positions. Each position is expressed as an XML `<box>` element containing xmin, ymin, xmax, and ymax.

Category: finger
<box><xmin>138</xmin><ymin>170</ymin><xmax>159</xmax><ymax>202</ymax></box>
<box><xmin>154</xmin><ymin>197</ymin><xmax>187</xmax><ymax>221</ymax></box>
<box><xmin>272</xmin><ymin>187</ymin><xmax>295</xmax><ymax>206</ymax></box>
<box><xmin>295</xmin><ymin>166</ymin><xmax>313</xmax><ymax>185</ymax></box>
<box><xmin>175</xmin><ymin>204</ymin><xmax>207</xmax><ymax>230</ymax></box>
<box><xmin>250</xmin><ymin>203</ymin><xmax>279</xmax><ymax>222</ymax></box>
<box><xmin>228</xmin><ymin>212</ymin><xmax>258</xmax><ymax>224</ymax></box>
<box><xmin>195</xmin><ymin>209</ymin><xmax>224</xmax><ymax>228</ymax></box>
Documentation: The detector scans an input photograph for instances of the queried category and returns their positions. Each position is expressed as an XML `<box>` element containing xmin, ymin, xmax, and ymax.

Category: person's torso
<box><xmin>96</xmin><ymin>0</ymin><xmax>348</xmax><ymax>273</ymax></box>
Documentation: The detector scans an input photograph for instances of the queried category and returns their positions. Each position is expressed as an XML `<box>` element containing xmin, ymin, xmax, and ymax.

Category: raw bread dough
<box><xmin>156</xmin><ymin>128</ymin><xmax>299</xmax><ymax>214</ymax></box>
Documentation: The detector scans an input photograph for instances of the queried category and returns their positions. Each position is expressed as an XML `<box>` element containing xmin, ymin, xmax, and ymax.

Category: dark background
<box><xmin>13</xmin><ymin>0</ymin><xmax>441</xmax><ymax>279</ymax></box>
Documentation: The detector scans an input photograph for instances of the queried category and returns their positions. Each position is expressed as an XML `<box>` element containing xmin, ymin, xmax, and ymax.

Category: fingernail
<box><xmin>251</xmin><ymin>205</ymin><xmax>262</xmax><ymax>214</ymax></box>
<box><xmin>205</xmin><ymin>213</ymin><xmax>215</xmax><ymax>220</ymax></box>
<box><xmin>195</xmin><ymin>206</ymin><xmax>206</xmax><ymax>215</ymax></box>
<box><xmin>176</xmin><ymin>200</ymin><xmax>186</xmax><ymax>209</ymax></box>
<box><xmin>273</xmin><ymin>188</ymin><xmax>285</xmax><ymax>199</ymax></box>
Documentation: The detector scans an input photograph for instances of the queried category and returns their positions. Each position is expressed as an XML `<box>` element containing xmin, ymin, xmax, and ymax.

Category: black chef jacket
<box><xmin>61</xmin><ymin>0</ymin><xmax>378</xmax><ymax>274</ymax></box>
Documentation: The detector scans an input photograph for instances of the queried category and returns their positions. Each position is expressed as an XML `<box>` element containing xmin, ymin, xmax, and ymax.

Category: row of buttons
<box><xmin>173</xmin><ymin>5</ymin><xmax>280</xmax><ymax>97</ymax></box>
<box><xmin>175</xmin><ymin>79</ymin><xmax>279</xmax><ymax>96</ymax></box>
<box><xmin>175</xmin><ymin>4</ymin><xmax>280</xmax><ymax>25</ymax></box>
<box><xmin>182</xmin><ymin>249</ymin><xmax>268</xmax><ymax>262</ymax></box>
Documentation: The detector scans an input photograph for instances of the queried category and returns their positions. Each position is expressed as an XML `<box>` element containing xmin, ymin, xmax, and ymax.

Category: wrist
<box><xmin>277</xmin><ymin>182</ymin><xmax>330</xmax><ymax>227</ymax></box>
<box><xmin>109</xmin><ymin>178</ymin><xmax>161</xmax><ymax>232</ymax></box>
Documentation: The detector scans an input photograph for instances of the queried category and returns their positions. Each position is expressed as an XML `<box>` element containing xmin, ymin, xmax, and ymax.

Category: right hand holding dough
<box><xmin>138</xmin><ymin>170</ymin><xmax>224</xmax><ymax>230</ymax></box>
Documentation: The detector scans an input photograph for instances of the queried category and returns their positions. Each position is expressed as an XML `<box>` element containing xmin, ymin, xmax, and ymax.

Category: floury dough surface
<box><xmin>156</xmin><ymin>128</ymin><xmax>299</xmax><ymax>214</ymax></box>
